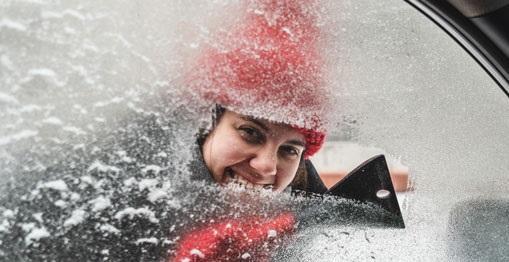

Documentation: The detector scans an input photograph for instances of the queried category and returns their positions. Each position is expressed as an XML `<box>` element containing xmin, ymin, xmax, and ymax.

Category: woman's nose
<box><xmin>249</xmin><ymin>147</ymin><xmax>277</xmax><ymax>176</ymax></box>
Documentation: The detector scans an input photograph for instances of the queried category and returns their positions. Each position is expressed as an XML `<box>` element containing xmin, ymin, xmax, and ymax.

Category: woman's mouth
<box><xmin>224</xmin><ymin>168</ymin><xmax>274</xmax><ymax>191</ymax></box>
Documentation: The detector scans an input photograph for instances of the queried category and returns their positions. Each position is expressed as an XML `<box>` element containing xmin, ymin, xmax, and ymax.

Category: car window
<box><xmin>1</xmin><ymin>0</ymin><xmax>508</xmax><ymax>261</ymax></box>
<box><xmin>303</xmin><ymin>0</ymin><xmax>509</xmax><ymax>261</ymax></box>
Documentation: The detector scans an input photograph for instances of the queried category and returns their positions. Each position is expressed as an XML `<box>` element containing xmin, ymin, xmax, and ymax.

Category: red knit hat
<box><xmin>184</xmin><ymin>0</ymin><xmax>332</xmax><ymax>158</ymax></box>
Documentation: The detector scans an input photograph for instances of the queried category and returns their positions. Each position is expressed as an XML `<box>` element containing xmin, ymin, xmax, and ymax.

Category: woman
<box><xmin>172</xmin><ymin>1</ymin><xmax>334</xmax><ymax>260</ymax></box>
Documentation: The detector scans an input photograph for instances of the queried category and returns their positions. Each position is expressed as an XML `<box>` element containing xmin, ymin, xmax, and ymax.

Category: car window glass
<box><xmin>1</xmin><ymin>0</ymin><xmax>508</xmax><ymax>261</ymax></box>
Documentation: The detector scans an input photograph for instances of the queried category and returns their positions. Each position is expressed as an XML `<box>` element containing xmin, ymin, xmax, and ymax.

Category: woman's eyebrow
<box><xmin>287</xmin><ymin>139</ymin><xmax>306</xmax><ymax>148</ymax></box>
<box><xmin>240</xmin><ymin>116</ymin><xmax>270</xmax><ymax>133</ymax></box>
<box><xmin>240</xmin><ymin>116</ymin><xmax>306</xmax><ymax>147</ymax></box>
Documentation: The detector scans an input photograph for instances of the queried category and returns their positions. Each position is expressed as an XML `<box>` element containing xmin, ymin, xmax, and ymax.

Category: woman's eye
<box><xmin>279</xmin><ymin>145</ymin><xmax>300</xmax><ymax>157</ymax></box>
<box><xmin>238</xmin><ymin>126</ymin><xmax>263</xmax><ymax>143</ymax></box>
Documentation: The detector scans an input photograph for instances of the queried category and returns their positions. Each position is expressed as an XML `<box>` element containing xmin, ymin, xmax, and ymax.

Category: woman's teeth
<box><xmin>226</xmin><ymin>170</ymin><xmax>273</xmax><ymax>191</ymax></box>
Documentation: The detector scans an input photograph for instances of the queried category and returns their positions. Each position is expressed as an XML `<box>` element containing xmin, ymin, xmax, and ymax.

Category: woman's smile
<box><xmin>223</xmin><ymin>167</ymin><xmax>274</xmax><ymax>191</ymax></box>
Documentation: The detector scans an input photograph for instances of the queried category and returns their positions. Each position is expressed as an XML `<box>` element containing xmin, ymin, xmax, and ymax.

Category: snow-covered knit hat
<box><xmin>184</xmin><ymin>0</ymin><xmax>333</xmax><ymax>158</ymax></box>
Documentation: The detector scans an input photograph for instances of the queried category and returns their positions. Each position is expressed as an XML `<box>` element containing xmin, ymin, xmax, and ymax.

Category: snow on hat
<box><xmin>184</xmin><ymin>0</ymin><xmax>333</xmax><ymax>158</ymax></box>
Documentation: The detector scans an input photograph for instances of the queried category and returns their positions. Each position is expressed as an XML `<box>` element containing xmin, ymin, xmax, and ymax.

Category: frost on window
<box><xmin>3</xmin><ymin>0</ymin><xmax>508</xmax><ymax>261</ymax></box>
<box><xmin>0</xmin><ymin>1</ymin><xmax>399</xmax><ymax>261</ymax></box>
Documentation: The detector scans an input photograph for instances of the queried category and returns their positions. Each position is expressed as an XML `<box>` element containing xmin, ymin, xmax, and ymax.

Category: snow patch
<box><xmin>62</xmin><ymin>126</ymin><xmax>86</xmax><ymax>135</ymax></box>
<box><xmin>63</xmin><ymin>209</ymin><xmax>87</xmax><ymax>227</ymax></box>
<box><xmin>156</xmin><ymin>151</ymin><xmax>168</xmax><ymax>158</ymax></box>
<box><xmin>141</xmin><ymin>165</ymin><xmax>163</xmax><ymax>175</ymax></box>
<box><xmin>116</xmin><ymin>150</ymin><xmax>134</xmax><ymax>163</ymax></box>
<box><xmin>41</xmin><ymin>11</ymin><xmax>63</xmax><ymax>19</ymax></box>
<box><xmin>0</xmin><ymin>219</ymin><xmax>10</xmax><ymax>233</ymax></box>
<box><xmin>89</xmin><ymin>196</ymin><xmax>111</xmax><ymax>212</ymax></box>
<box><xmin>0</xmin><ymin>18</ymin><xmax>27</xmax><ymax>31</ymax></box>
<box><xmin>62</xmin><ymin>9</ymin><xmax>86</xmax><ymax>21</ymax></box>
<box><xmin>190</xmin><ymin>249</ymin><xmax>205</xmax><ymax>258</ymax></box>
<box><xmin>70</xmin><ymin>193</ymin><xmax>81</xmax><ymax>202</ymax></box>
<box><xmin>42</xmin><ymin>117</ymin><xmax>64</xmax><ymax>126</ymax></box>
<box><xmin>165</xmin><ymin>199</ymin><xmax>181</xmax><ymax>209</ymax></box>
<box><xmin>93</xmin><ymin>97</ymin><xmax>124</xmax><ymax>108</ymax></box>
<box><xmin>99</xmin><ymin>224</ymin><xmax>120</xmax><ymax>234</ymax></box>
<box><xmin>39</xmin><ymin>179</ymin><xmax>69</xmax><ymax>191</ymax></box>
<box><xmin>0</xmin><ymin>92</ymin><xmax>18</xmax><ymax>104</ymax></box>
<box><xmin>25</xmin><ymin>227</ymin><xmax>50</xmax><ymax>246</ymax></box>
<box><xmin>138</xmin><ymin>179</ymin><xmax>159</xmax><ymax>191</ymax></box>
<box><xmin>0</xmin><ymin>130</ymin><xmax>38</xmax><ymax>146</ymax></box>
<box><xmin>267</xmin><ymin>229</ymin><xmax>277</xmax><ymax>238</ymax></box>
<box><xmin>123</xmin><ymin>177</ymin><xmax>137</xmax><ymax>187</ymax></box>
<box><xmin>26</xmin><ymin>68</ymin><xmax>64</xmax><ymax>87</ymax></box>
<box><xmin>148</xmin><ymin>189</ymin><xmax>167</xmax><ymax>203</ymax></box>
<box><xmin>72</xmin><ymin>143</ymin><xmax>85</xmax><ymax>150</ymax></box>
<box><xmin>80</xmin><ymin>175</ymin><xmax>95</xmax><ymax>185</ymax></box>
<box><xmin>32</xmin><ymin>213</ymin><xmax>44</xmax><ymax>223</ymax></box>
<box><xmin>135</xmin><ymin>237</ymin><xmax>159</xmax><ymax>245</ymax></box>
<box><xmin>2</xmin><ymin>209</ymin><xmax>15</xmax><ymax>219</ymax></box>
<box><xmin>54</xmin><ymin>199</ymin><xmax>67</xmax><ymax>208</ymax></box>
<box><xmin>1</xmin><ymin>55</ymin><xmax>15</xmax><ymax>71</ymax></box>
<box><xmin>19</xmin><ymin>104</ymin><xmax>42</xmax><ymax>113</ymax></box>
<box><xmin>87</xmin><ymin>160</ymin><xmax>120</xmax><ymax>173</ymax></box>
<box><xmin>114</xmin><ymin>207</ymin><xmax>159</xmax><ymax>223</ymax></box>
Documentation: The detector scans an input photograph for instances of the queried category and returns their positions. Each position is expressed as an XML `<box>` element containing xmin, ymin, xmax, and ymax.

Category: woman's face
<box><xmin>202</xmin><ymin>110</ymin><xmax>306</xmax><ymax>193</ymax></box>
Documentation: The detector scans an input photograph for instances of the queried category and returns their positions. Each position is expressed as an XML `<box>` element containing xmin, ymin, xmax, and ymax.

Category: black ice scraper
<box><xmin>325</xmin><ymin>154</ymin><xmax>405</xmax><ymax>228</ymax></box>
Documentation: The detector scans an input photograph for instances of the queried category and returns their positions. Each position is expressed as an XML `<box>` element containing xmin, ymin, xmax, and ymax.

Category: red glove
<box><xmin>170</xmin><ymin>213</ymin><xmax>295</xmax><ymax>261</ymax></box>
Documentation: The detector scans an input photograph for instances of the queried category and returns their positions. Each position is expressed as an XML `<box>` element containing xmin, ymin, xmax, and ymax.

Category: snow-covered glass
<box><xmin>1</xmin><ymin>0</ymin><xmax>508</xmax><ymax>261</ymax></box>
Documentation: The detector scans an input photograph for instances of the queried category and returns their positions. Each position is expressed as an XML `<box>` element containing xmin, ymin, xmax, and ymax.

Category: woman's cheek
<box><xmin>274</xmin><ymin>170</ymin><xmax>296</xmax><ymax>192</ymax></box>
